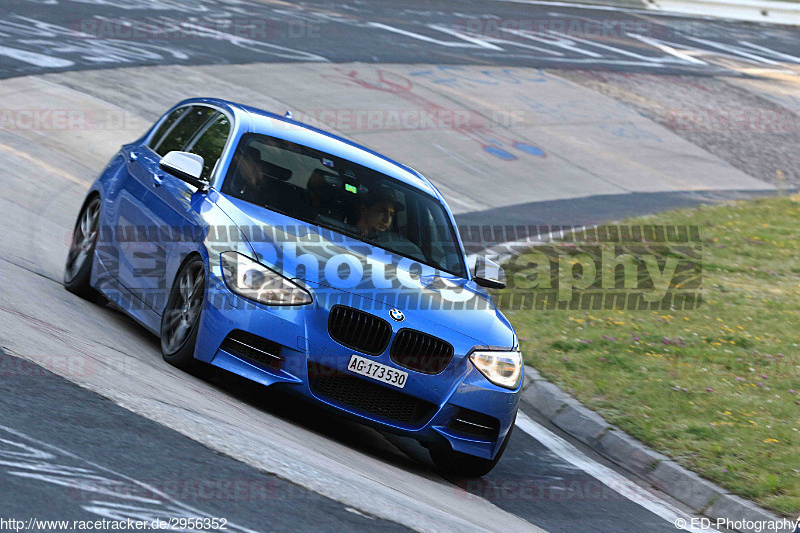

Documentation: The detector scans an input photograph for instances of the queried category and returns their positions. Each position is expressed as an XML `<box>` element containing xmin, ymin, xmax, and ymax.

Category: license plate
<box><xmin>347</xmin><ymin>355</ymin><xmax>408</xmax><ymax>389</ymax></box>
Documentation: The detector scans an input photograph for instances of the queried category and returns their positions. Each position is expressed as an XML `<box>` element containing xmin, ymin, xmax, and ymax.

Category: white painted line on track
<box><xmin>628</xmin><ymin>34</ymin><xmax>709</xmax><ymax>64</ymax></box>
<box><xmin>475</xmin><ymin>225</ymin><xmax>591</xmax><ymax>262</ymax></box>
<box><xmin>0</xmin><ymin>424</ymin><xmax>259</xmax><ymax>533</ymax></box>
<box><xmin>490</xmin><ymin>0</ymin><xmax>769</xmax><ymax>22</ymax></box>
<box><xmin>489</xmin><ymin>0</ymin><xmax>669</xmax><ymax>13</ymax></box>
<box><xmin>515</xmin><ymin>412</ymin><xmax>719</xmax><ymax>533</ymax></box>
<box><xmin>0</xmin><ymin>45</ymin><xmax>74</xmax><ymax>68</ymax></box>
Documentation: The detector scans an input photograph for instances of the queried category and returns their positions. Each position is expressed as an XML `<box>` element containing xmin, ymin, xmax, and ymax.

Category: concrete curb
<box><xmin>646</xmin><ymin>0</ymin><xmax>800</xmax><ymax>25</ymax></box>
<box><xmin>519</xmin><ymin>365</ymin><xmax>794</xmax><ymax>533</ymax></box>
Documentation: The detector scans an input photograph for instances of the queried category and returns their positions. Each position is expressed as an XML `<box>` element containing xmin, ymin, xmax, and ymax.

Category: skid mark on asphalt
<box><xmin>322</xmin><ymin>67</ymin><xmax>547</xmax><ymax>161</ymax></box>
<box><xmin>400</xmin><ymin>64</ymin><xmax>743</xmax><ymax>193</ymax></box>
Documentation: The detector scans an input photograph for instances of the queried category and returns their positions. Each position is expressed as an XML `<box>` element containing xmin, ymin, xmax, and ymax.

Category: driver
<box><xmin>231</xmin><ymin>146</ymin><xmax>267</xmax><ymax>200</ymax></box>
<box><xmin>356</xmin><ymin>190</ymin><xmax>423</xmax><ymax>258</ymax></box>
<box><xmin>356</xmin><ymin>191</ymin><xmax>400</xmax><ymax>238</ymax></box>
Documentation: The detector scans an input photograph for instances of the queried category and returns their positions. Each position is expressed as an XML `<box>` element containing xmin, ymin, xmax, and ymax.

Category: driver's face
<box><xmin>360</xmin><ymin>201</ymin><xmax>395</xmax><ymax>232</ymax></box>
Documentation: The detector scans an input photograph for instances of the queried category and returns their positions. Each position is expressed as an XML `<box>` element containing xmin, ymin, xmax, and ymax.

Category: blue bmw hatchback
<box><xmin>64</xmin><ymin>98</ymin><xmax>522</xmax><ymax>476</ymax></box>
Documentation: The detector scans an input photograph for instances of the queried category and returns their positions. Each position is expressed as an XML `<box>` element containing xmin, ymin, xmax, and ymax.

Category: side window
<box><xmin>185</xmin><ymin>113</ymin><xmax>231</xmax><ymax>182</ymax></box>
<box><xmin>154</xmin><ymin>106</ymin><xmax>216</xmax><ymax>157</ymax></box>
<box><xmin>149</xmin><ymin>106</ymin><xmax>190</xmax><ymax>151</ymax></box>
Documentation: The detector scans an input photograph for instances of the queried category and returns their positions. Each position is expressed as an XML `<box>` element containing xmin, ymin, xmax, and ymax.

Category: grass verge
<box><xmin>499</xmin><ymin>196</ymin><xmax>799</xmax><ymax>515</ymax></box>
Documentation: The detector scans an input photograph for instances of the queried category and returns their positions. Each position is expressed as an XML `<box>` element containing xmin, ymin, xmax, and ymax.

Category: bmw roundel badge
<box><xmin>389</xmin><ymin>309</ymin><xmax>405</xmax><ymax>322</ymax></box>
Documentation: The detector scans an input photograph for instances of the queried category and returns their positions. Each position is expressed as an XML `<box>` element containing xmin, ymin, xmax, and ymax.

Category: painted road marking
<box><xmin>0</xmin><ymin>45</ymin><xmax>74</xmax><ymax>68</ymax></box>
<box><xmin>366</xmin><ymin>22</ymin><xmax>504</xmax><ymax>50</ymax></box>
<box><xmin>488</xmin><ymin>0</ymin><xmax>730</xmax><ymax>18</ymax></box>
<box><xmin>1</xmin><ymin>3</ymin><xmax>798</xmax><ymax>76</ymax></box>
<box><xmin>515</xmin><ymin>412</ymin><xmax>719</xmax><ymax>533</ymax></box>
<box><xmin>629</xmin><ymin>34</ymin><xmax>708</xmax><ymax>65</ymax></box>
<box><xmin>0</xmin><ymin>424</ymin><xmax>259</xmax><ymax>533</ymax></box>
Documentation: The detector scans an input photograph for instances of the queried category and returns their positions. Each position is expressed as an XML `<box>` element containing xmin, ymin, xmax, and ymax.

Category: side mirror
<box><xmin>159</xmin><ymin>151</ymin><xmax>206</xmax><ymax>190</ymax></box>
<box><xmin>471</xmin><ymin>255</ymin><xmax>506</xmax><ymax>289</ymax></box>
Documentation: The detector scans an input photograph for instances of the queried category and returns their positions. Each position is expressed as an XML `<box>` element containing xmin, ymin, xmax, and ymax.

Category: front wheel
<box><xmin>430</xmin><ymin>414</ymin><xmax>516</xmax><ymax>477</ymax></box>
<box><xmin>161</xmin><ymin>257</ymin><xmax>205</xmax><ymax>370</ymax></box>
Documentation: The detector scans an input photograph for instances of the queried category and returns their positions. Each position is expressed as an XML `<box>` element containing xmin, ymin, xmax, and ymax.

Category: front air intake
<box><xmin>308</xmin><ymin>362</ymin><xmax>436</xmax><ymax>425</ymax></box>
<box><xmin>448</xmin><ymin>408</ymin><xmax>500</xmax><ymax>441</ymax></box>
<box><xmin>220</xmin><ymin>330</ymin><xmax>282</xmax><ymax>370</ymax></box>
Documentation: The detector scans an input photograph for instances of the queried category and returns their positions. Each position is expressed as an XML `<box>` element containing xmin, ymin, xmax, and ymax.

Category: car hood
<box><xmin>214</xmin><ymin>195</ymin><xmax>516</xmax><ymax>348</ymax></box>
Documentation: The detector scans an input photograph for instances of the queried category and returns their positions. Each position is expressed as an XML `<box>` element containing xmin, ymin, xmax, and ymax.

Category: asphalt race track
<box><xmin>0</xmin><ymin>348</ymin><xmax>409</xmax><ymax>532</ymax></box>
<box><xmin>1</xmin><ymin>0</ymin><xmax>800</xmax><ymax>77</ymax></box>
<box><xmin>0</xmin><ymin>0</ymin><xmax>798</xmax><ymax>531</ymax></box>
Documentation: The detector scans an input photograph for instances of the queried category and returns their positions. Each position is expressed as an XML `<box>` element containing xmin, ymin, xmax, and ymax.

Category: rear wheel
<box><xmin>430</xmin><ymin>413</ymin><xmax>516</xmax><ymax>477</ymax></box>
<box><xmin>161</xmin><ymin>257</ymin><xmax>205</xmax><ymax>370</ymax></box>
<box><xmin>64</xmin><ymin>196</ymin><xmax>105</xmax><ymax>302</ymax></box>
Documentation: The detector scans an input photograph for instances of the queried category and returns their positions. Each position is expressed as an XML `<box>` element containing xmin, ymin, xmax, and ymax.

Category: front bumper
<box><xmin>194</xmin><ymin>270</ymin><xmax>520</xmax><ymax>460</ymax></box>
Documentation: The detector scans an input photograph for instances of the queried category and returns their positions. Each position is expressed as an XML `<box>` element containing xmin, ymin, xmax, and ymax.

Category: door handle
<box><xmin>152</xmin><ymin>174</ymin><xmax>164</xmax><ymax>187</ymax></box>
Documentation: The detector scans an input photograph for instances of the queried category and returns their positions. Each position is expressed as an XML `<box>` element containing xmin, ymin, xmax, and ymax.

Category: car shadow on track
<box><xmin>208</xmin><ymin>367</ymin><xmax>443</xmax><ymax>473</ymax></box>
<box><xmin>100</xmin><ymin>302</ymin><xmax>445</xmax><ymax>480</ymax></box>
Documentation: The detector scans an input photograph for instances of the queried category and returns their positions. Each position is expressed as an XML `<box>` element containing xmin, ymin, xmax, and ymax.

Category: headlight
<box><xmin>220</xmin><ymin>251</ymin><xmax>312</xmax><ymax>306</ymax></box>
<box><xmin>469</xmin><ymin>350</ymin><xmax>523</xmax><ymax>389</ymax></box>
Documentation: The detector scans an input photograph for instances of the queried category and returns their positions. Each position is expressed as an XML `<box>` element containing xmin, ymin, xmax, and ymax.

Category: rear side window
<box><xmin>185</xmin><ymin>113</ymin><xmax>231</xmax><ymax>182</ymax></box>
<box><xmin>154</xmin><ymin>106</ymin><xmax>216</xmax><ymax>157</ymax></box>
<box><xmin>149</xmin><ymin>106</ymin><xmax>190</xmax><ymax>152</ymax></box>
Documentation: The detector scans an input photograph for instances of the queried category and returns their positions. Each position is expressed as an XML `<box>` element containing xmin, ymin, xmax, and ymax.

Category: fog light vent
<box><xmin>221</xmin><ymin>330</ymin><xmax>282</xmax><ymax>370</ymax></box>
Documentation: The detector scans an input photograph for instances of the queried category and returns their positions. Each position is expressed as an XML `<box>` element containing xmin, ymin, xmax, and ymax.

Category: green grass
<box><xmin>499</xmin><ymin>196</ymin><xmax>800</xmax><ymax>515</ymax></box>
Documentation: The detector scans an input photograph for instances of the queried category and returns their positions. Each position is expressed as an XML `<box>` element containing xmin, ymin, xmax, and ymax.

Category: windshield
<box><xmin>220</xmin><ymin>133</ymin><xmax>467</xmax><ymax>278</ymax></box>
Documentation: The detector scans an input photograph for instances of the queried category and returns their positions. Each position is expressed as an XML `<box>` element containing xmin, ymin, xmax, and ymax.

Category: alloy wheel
<box><xmin>162</xmin><ymin>261</ymin><xmax>205</xmax><ymax>355</ymax></box>
<box><xmin>65</xmin><ymin>198</ymin><xmax>101</xmax><ymax>282</ymax></box>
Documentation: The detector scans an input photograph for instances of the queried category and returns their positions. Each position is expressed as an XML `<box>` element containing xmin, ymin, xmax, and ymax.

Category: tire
<box><xmin>64</xmin><ymin>196</ymin><xmax>106</xmax><ymax>303</ymax></box>
<box><xmin>161</xmin><ymin>256</ymin><xmax>205</xmax><ymax>370</ymax></box>
<box><xmin>429</xmin><ymin>413</ymin><xmax>516</xmax><ymax>478</ymax></box>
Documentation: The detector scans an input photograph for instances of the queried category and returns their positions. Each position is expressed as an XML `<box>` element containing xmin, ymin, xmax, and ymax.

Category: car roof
<box><xmin>176</xmin><ymin>97</ymin><xmax>440</xmax><ymax>198</ymax></box>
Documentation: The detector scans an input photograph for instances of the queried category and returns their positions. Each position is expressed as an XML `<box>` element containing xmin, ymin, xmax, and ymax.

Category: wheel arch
<box><xmin>72</xmin><ymin>190</ymin><xmax>102</xmax><ymax>225</ymax></box>
<box><xmin>162</xmin><ymin>247</ymin><xmax>209</xmax><ymax>309</ymax></box>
